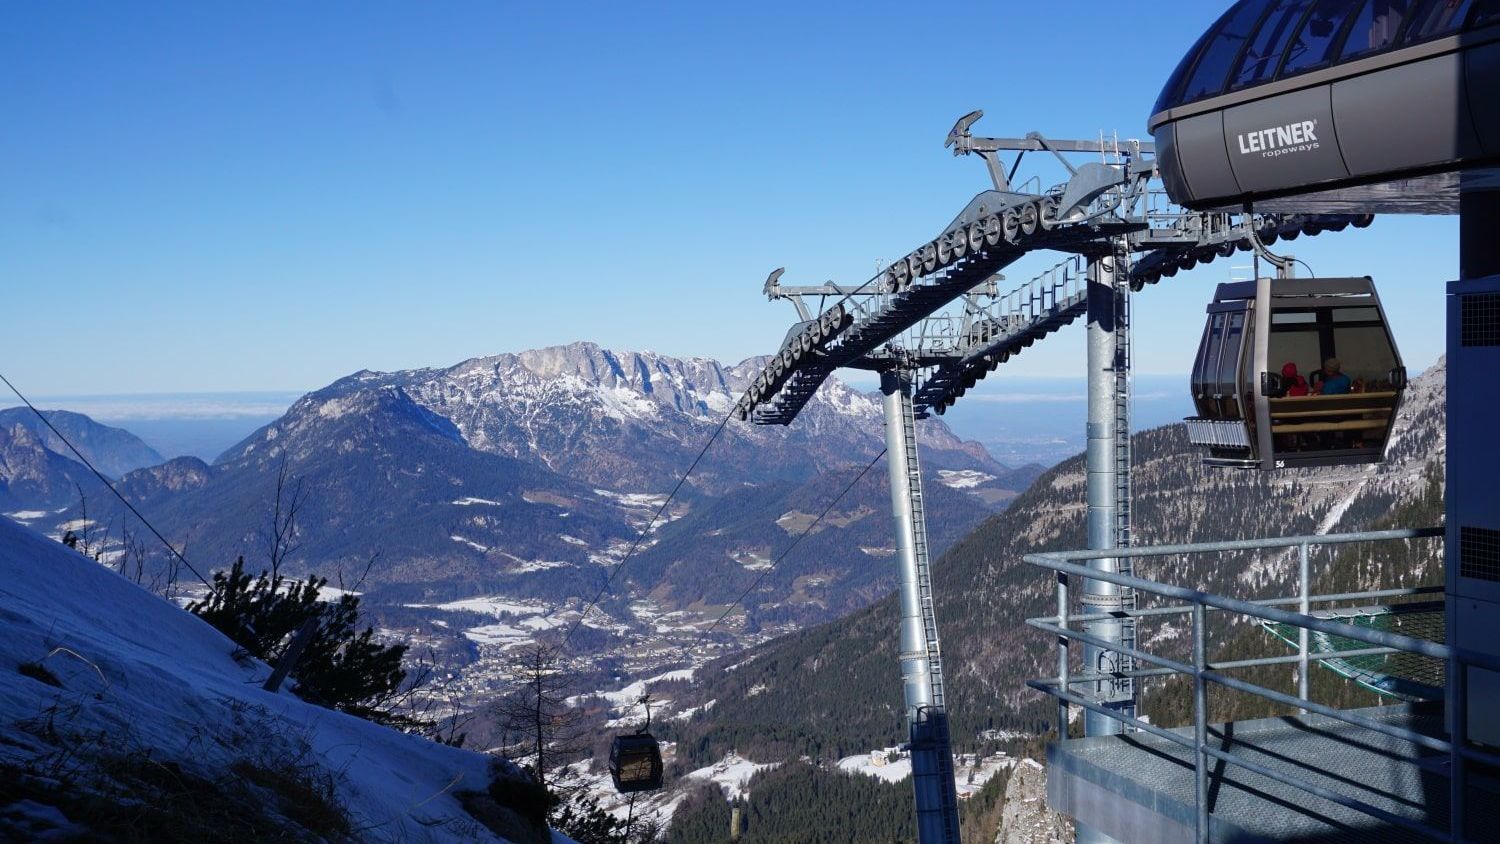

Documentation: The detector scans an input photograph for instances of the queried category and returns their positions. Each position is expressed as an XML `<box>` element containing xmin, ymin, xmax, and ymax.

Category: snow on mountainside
<box><xmin>0</xmin><ymin>514</ymin><xmax>563</xmax><ymax>843</ymax></box>
<box><xmin>314</xmin><ymin>342</ymin><xmax>1017</xmax><ymax>493</ymax></box>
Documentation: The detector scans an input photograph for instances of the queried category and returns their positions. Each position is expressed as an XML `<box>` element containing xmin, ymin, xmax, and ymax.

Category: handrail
<box><xmin>1030</xmin><ymin>556</ymin><xmax>1486</xmax><ymax>668</ymax></box>
<box><xmin>1025</xmin><ymin>526</ymin><xmax>1472</xmax><ymax>843</ymax></box>
<box><xmin>1027</xmin><ymin>525</ymin><xmax>1442</xmax><ymax>563</ymax></box>
<box><xmin>1033</xmin><ymin>585</ymin><xmax>1441</xmax><ymax>625</ymax></box>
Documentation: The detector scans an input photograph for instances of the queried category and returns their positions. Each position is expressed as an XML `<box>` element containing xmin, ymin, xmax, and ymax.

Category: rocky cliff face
<box><xmin>319</xmin><ymin>341</ymin><xmax>1026</xmax><ymax>495</ymax></box>
<box><xmin>0</xmin><ymin>423</ymin><xmax>106</xmax><ymax>513</ymax></box>
<box><xmin>996</xmin><ymin>760</ymin><xmax>1072</xmax><ymax>844</ymax></box>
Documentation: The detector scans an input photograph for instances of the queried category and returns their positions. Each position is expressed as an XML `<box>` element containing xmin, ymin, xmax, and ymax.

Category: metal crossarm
<box><xmin>739</xmin><ymin>114</ymin><xmax>1373</xmax><ymax>428</ymax></box>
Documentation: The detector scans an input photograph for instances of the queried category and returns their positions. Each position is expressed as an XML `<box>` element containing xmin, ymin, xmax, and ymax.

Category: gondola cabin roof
<box><xmin>1212</xmin><ymin>275</ymin><xmax>1382</xmax><ymax>301</ymax></box>
<box><xmin>1150</xmin><ymin>0</ymin><xmax>1500</xmax><ymax>212</ymax></box>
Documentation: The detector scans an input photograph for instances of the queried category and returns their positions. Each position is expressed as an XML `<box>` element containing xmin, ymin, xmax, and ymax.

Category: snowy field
<box><xmin>838</xmin><ymin>749</ymin><xmax>1019</xmax><ymax>798</ymax></box>
<box><xmin>936</xmin><ymin>469</ymin><xmax>997</xmax><ymax>490</ymax></box>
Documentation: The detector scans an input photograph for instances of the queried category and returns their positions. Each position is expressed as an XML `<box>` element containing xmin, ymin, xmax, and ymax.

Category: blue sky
<box><xmin>2</xmin><ymin>2</ymin><xmax>1452</xmax><ymax>398</ymax></box>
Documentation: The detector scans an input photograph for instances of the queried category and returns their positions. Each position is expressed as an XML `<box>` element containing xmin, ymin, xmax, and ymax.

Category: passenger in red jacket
<box><xmin>1282</xmin><ymin>362</ymin><xmax>1309</xmax><ymax>396</ymax></box>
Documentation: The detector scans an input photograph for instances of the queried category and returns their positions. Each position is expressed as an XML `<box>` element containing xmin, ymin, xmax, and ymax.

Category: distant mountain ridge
<box><xmin>0</xmin><ymin>408</ymin><xmax>163</xmax><ymax>479</ymax></box>
<box><xmin>289</xmin><ymin>342</ymin><xmax>1021</xmax><ymax>493</ymax></box>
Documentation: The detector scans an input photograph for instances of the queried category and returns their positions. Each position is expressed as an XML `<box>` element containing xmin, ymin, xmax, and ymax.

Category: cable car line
<box><xmin>0</xmin><ymin>370</ymin><xmax>218</xmax><ymax>593</ymax></box>
<box><xmin>700</xmin><ymin>447</ymin><xmax>887</xmax><ymax>640</ymax></box>
<box><xmin>561</xmin><ymin>407</ymin><xmax>738</xmax><ymax>649</ymax></box>
<box><xmin>595</xmin><ymin>447</ymin><xmax>886</xmax><ymax>802</ymax></box>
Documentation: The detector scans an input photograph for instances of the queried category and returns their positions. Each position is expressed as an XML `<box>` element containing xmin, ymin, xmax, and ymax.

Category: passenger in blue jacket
<box><xmin>1318</xmin><ymin>358</ymin><xmax>1352</xmax><ymax>395</ymax></box>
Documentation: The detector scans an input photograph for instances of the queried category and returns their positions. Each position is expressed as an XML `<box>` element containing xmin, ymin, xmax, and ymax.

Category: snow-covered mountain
<box><xmin>288</xmin><ymin>342</ymin><xmax>1016</xmax><ymax>494</ymax></box>
<box><xmin>89</xmin><ymin>382</ymin><xmax>639</xmax><ymax>605</ymax></box>
<box><xmin>86</xmin><ymin>342</ymin><xmax>1033</xmax><ymax>615</ymax></box>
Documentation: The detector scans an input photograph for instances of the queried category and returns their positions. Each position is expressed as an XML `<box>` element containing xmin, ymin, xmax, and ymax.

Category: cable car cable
<box><xmin>699</xmin><ymin>447</ymin><xmax>886</xmax><ymax>640</ymax></box>
<box><xmin>561</xmin><ymin>407</ymin><xmax>738</xmax><ymax>649</ymax></box>
<box><xmin>600</xmin><ymin>449</ymin><xmax>885</xmax><ymax>800</ymax></box>
<box><xmin>0</xmin><ymin>371</ymin><xmax>218</xmax><ymax>593</ymax></box>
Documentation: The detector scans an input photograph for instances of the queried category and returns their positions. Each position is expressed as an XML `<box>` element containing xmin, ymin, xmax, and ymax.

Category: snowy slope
<box><xmin>0</xmin><ymin>515</ymin><xmax>560</xmax><ymax>843</ymax></box>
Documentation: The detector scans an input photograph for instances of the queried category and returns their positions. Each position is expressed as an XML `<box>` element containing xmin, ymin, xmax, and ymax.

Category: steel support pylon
<box><xmin>1077</xmin><ymin>249</ymin><xmax>1136</xmax><ymax>844</ymax></box>
<box><xmin>1108</xmin><ymin>245</ymin><xmax>1138</xmax><ymax>699</ymax></box>
<box><xmin>880</xmin><ymin>367</ymin><xmax>961</xmax><ymax>844</ymax></box>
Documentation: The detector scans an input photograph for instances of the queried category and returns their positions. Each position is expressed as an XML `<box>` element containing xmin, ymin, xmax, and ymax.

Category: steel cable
<box><xmin>561</xmin><ymin>408</ymin><xmax>737</xmax><ymax>648</ymax></box>
<box><xmin>0</xmin><ymin>371</ymin><xmax>217</xmax><ymax>593</ymax></box>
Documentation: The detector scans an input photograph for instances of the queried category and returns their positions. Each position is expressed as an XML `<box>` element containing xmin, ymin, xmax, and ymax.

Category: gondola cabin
<box><xmin>1184</xmin><ymin>276</ymin><xmax>1406</xmax><ymax>470</ymax></box>
<box><xmin>608</xmin><ymin>732</ymin><xmax>663</xmax><ymax>794</ymax></box>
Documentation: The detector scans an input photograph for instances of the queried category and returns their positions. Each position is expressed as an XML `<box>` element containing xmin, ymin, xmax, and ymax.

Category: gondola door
<box><xmin>1188</xmin><ymin>298</ymin><xmax>1256</xmax><ymax>467</ymax></box>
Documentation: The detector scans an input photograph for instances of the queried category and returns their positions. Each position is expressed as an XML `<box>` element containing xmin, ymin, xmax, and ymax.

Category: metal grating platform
<box><xmin>1264</xmin><ymin>605</ymin><xmax>1446</xmax><ymax>702</ymax></box>
<box><xmin>1048</xmin><ymin>703</ymin><xmax>1498</xmax><ymax>843</ymax></box>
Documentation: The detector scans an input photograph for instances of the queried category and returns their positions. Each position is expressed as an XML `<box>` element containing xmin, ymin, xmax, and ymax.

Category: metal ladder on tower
<box><xmin>899</xmin><ymin>385</ymin><xmax>947</xmax><ymax>712</ymax></box>
<box><xmin>896</xmin><ymin>381</ymin><xmax>960</xmax><ymax>844</ymax></box>
<box><xmin>1111</xmin><ymin>254</ymin><xmax>1137</xmax><ymax>721</ymax></box>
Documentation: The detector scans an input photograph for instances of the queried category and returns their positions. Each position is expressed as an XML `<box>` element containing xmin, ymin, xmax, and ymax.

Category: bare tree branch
<box><xmin>491</xmin><ymin>644</ymin><xmax>589</xmax><ymax>794</ymax></box>
<box><xmin>267</xmin><ymin>459</ymin><xmax>304</xmax><ymax>582</ymax></box>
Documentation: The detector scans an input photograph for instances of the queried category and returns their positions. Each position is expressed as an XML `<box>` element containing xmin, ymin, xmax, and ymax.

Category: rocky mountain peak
<box><xmin>223</xmin><ymin>383</ymin><xmax>463</xmax><ymax>468</ymax></box>
<box><xmin>307</xmin><ymin>342</ymin><xmax>1009</xmax><ymax>492</ymax></box>
<box><xmin>120</xmin><ymin>456</ymin><xmax>212</xmax><ymax>493</ymax></box>
<box><xmin>0</xmin><ymin>422</ymin><xmax>100</xmax><ymax>512</ymax></box>
<box><xmin>0</xmin><ymin>422</ymin><xmax>52</xmax><ymax>477</ymax></box>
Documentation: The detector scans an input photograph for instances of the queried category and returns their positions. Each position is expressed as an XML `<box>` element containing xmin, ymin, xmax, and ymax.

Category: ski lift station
<box><xmin>729</xmin><ymin>1</ymin><xmax>1500</xmax><ymax>841</ymax></box>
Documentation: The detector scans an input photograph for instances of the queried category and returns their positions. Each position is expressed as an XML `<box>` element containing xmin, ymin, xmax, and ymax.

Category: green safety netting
<box><xmin>1262</xmin><ymin>603</ymin><xmax>1445</xmax><ymax>702</ymax></box>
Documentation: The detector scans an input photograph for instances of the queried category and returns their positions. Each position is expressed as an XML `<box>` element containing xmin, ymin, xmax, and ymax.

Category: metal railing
<box><xmin>1024</xmin><ymin>527</ymin><xmax>1500</xmax><ymax>843</ymax></box>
